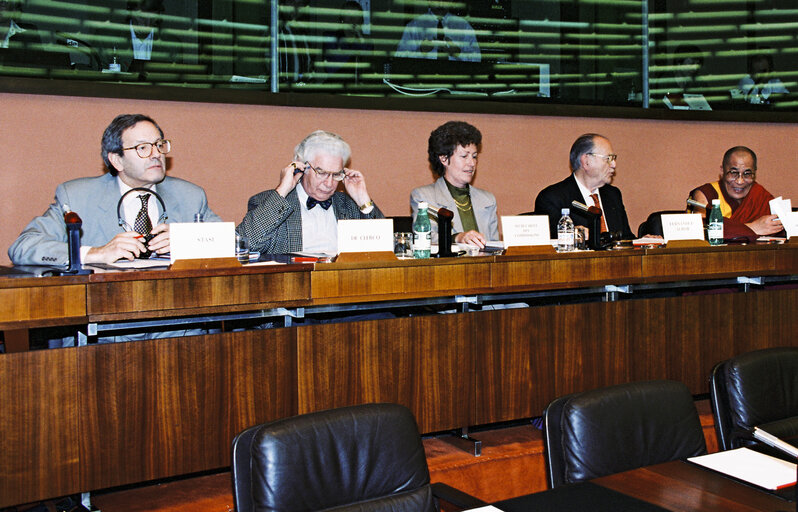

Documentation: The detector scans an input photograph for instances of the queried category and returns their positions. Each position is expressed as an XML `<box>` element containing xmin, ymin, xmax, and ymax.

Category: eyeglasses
<box><xmin>588</xmin><ymin>153</ymin><xmax>617</xmax><ymax>164</ymax></box>
<box><xmin>305</xmin><ymin>161</ymin><xmax>346</xmax><ymax>181</ymax></box>
<box><xmin>725</xmin><ymin>170</ymin><xmax>756</xmax><ymax>181</ymax></box>
<box><xmin>122</xmin><ymin>139</ymin><xmax>171</xmax><ymax>159</ymax></box>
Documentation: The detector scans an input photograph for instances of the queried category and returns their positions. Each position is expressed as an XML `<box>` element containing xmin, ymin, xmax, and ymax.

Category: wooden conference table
<box><xmin>1</xmin><ymin>242</ymin><xmax>798</xmax><ymax>507</ymax></box>
<box><xmin>495</xmin><ymin>460</ymin><xmax>792</xmax><ymax>511</ymax></box>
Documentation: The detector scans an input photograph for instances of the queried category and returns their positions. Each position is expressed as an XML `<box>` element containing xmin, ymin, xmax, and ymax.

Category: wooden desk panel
<box><xmin>0</xmin><ymin>281</ymin><xmax>86</xmax><ymax>328</ymax></box>
<box><xmin>0</xmin><ymin>349</ymin><xmax>80</xmax><ymax>506</ymax></box>
<box><xmin>87</xmin><ymin>269</ymin><xmax>310</xmax><ymax>320</ymax></box>
<box><xmin>491</xmin><ymin>252</ymin><xmax>641</xmax><ymax>291</ymax></box>
<box><xmin>296</xmin><ymin>315</ymin><xmax>472</xmax><ymax>433</ymax></box>
<box><xmin>641</xmin><ymin>245</ymin><xmax>778</xmax><ymax>282</ymax></box>
<box><xmin>77</xmin><ymin>330</ymin><xmax>297</xmax><ymax>490</ymax></box>
<box><xmin>310</xmin><ymin>259</ymin><xmax>493</xmax><ymax>302</ymax></box>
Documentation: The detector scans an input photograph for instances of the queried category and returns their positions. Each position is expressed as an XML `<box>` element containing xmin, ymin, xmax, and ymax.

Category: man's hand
<box><xmin>275</xmin><ymin>161</ymin><xmax>306</xmax><ymax>198</ymax></box>
<box><xmin>455</xmin><ymin>230</ymin><xmax>486</xmax><ymax>248</ymax></box>
<box><xmin>147</xmin><ymin>223</ymin><xmax>170</xmax><ymax>254</ymax></box>
<box><xmin>84</xmin><ymin>231</ymin><xmax>148</xmax><ymax>263</ymax></box>
<box><xmin>342</xmin><ymin>168</ymin><xmax>371</xmax><ymax>207</ymax></box>
<box><xmin>746</xmin><ymin>214</ymin><xmax>783</xmax><ymax>236</ymax></box>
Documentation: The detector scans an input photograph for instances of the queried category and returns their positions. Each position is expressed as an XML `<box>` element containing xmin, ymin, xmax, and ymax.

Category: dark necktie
<box><xmin>307</xmin><ymin>196</ymin><xmax>332</xmax><ymax>210</ymax></box>
<box><xmin>590</xmin><ymin>193</ymin><xmax>608</xmax><ymax>233</ymax></box>
<box><xmin>133</xmin><ymin>194</ymin><xmax>153</xmax><ymax>235</ymax></box>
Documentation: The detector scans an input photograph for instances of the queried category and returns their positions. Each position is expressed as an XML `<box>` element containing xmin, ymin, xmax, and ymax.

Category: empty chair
<box><xmin>710</xmin><ymin>347</ymin><xmax>798</xmax><ymax>450</ymax></box>
<box><xmin>543</xmin><ymin>380</ymin><xmax>707</xmax><ymax>488</ymax></box>
<box><xmin>637</xmin><ymin>210</ymin><xmax>685</xmax><ymax>238</ymax></box>
<box><xmin>232</xmin><ymin>403</ymin><xmax>480</xmax><ymax>512</ymax></box>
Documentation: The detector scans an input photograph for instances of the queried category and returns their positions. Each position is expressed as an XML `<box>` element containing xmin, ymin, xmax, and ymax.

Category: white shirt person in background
<box><xmin>737</xmin><ymin>53</ymin><xmax>788</xmax><ymax>104</ymax></box>
<box><xmin>395</xmin><ymin>1</ymin><xmax>480</xmax><ymax>62</ymax></box>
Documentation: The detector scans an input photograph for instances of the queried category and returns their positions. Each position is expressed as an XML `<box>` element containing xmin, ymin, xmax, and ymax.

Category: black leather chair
<box><xmin>710</xmin><ymin>347</ymin><xmax>798</xmax><ymax>451</ymax></box>
<box><xmin>637</xmin><ymin>210</ymin><xmax>686</xmax><ymax>238</ymax></box>
<box><xmin>232</xmin><ymin>403</ymin><xmax>482</xmax><ymax>512</ymax></box>
<box><xmin>543</xmin><ymin>380</ymin><xmax>706</xmax><ymax>488</ymax></box>
<box><xmin>392</xmin><ymin>216</ymin><xmax>413</xmax><ymax>233</ymax></box>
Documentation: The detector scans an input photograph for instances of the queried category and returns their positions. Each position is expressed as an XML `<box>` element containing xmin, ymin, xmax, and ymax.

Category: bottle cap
<box><xmin>418</xmin><ymin>201</ymin><xmax>428</xmax><ymax>210</ymax></box>
<box><xmin>561</xmin><ymin>208</ymin><xmax>570</xmax><ymax>215</ymax></box>
<box><xmin>712</xmin><ymin>199</ymin><xmax>720</xmax><ymax>205</ymax></box>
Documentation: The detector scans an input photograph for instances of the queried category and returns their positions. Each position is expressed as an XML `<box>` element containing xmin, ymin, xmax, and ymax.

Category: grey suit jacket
<box><xmin>9</xmin><ymin>172</ymin><xmax>221</xmax><ymax>266</ymax></box>
<box><xmin>410</xmin><ymin>177</ymin><xmax>499</xmax><ymax>243</ymax></box>
<box><xmin>237</xmin><ymin>187</ymin><xmax>384</xmax><ymax>254</ymax></box>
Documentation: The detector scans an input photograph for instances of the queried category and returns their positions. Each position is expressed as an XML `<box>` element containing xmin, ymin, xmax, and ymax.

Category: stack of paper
<box><xmin>688</xmin><ymin>447</ymin><xmax>796</xmax><ymax>490</ymax></box>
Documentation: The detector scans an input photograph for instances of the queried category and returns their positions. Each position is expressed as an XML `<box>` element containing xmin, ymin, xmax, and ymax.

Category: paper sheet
<box><xmin>688</xmin><ymin>447</ymin><xmax>796</xmax><ymax>490</ymax></box>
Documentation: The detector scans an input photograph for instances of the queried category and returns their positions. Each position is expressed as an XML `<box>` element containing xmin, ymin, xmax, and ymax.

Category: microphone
<box><xmin>752</xmin><ymin>427</ymin><xmax>798</xmax><ymax>460</ymax></box>
<box><xmin>687</xmin><ymin>198</ymin><xmax>707</xmax><ymax>211</ymax></box>
<box><xmin>61</xmin><ymin>205</ymin><xmax>93</xmax><ymax>275</ymax></box>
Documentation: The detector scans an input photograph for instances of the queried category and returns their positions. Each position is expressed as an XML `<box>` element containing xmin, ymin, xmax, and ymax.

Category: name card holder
<box><xmin>336</xmin><ymin>219</ymin><xmax>396</xmax><ymax>262</ymax></box>
<box><xmin>665</xmin><ymin>239</ymin><xmax>710</xmax><ymax>249</ymax></box>
<box><xmin>170</xmin><ymin>257</ymin><xmax>242</xmax><ymax>270</ymax></box>
<box><xmin>503</xmin><ymin>245</ymin><xmax>556</xmax><ymax>256</ymax></box>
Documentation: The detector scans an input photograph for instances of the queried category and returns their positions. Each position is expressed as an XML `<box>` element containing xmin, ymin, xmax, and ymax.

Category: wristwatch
<box><xmin>359</xmin><ymin>199</ymin><xmax>374</xmax><ymax>214</ymax></box>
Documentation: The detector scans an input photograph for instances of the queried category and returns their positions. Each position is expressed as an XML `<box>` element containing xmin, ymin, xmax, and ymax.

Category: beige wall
<box><xmin>2</xmin><ymin>91</ymin><xmax>797</xmax><ymax>265</ymax></box>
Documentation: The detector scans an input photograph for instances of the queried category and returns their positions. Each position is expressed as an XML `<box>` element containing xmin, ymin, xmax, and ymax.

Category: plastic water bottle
<box><xmin>413</xmin><ymin>201</ymin><xmax>432</xmax><ymax>259</ymax></box>
<box><xmin>707</xmin><ymin>198</ymin><xmax>724</xmax><ymax>246</ymax></box>
<box><xmin>557</xmin><ymin>208</ymin><xmax>575</xmax><ymax>252</ymax></box>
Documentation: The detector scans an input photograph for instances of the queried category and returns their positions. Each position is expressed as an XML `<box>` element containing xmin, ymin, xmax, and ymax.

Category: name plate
<box><xmin>337</xmin><ymin>219</ymin><xmax>393</xmax><ymax>254</ymax></box>
<box><xmin>170</xmin><ymin>222</ymin><xmax>236</xmax><ymax>263</ymax></box>
<box><xmin>781</xmin><ymin>212</ymin><xmax>798</xmax><ymax>239</ymax></box>
<box><xmin>661</xmin><ymin>213</ymin><xmax>704</xmax><ymax>241</ymax></box>
<box><xmin>501</xmin><ymin>215</ymin><xmax>551</xmax><ymax>247</ymax></box>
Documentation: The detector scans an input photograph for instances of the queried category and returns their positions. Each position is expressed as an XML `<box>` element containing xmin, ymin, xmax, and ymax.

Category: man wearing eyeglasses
<box><xmin>237</xmin><ymin>130</ymin><xmax>383</xmax><ymax>255</ymax></box>
<box><xmin>9</xmin><ymin>113</ymin><xmax>220</xmax><ymax>266</ymax></box>
<box><xmin>534</xmin><ymin>133</ymin><xmax>634</xmax><ymax>240</ymax></box>
<box><xmin>689</xmin><ymin>146</ymin><xmax>782</xmax><ymax>240</ymax></box>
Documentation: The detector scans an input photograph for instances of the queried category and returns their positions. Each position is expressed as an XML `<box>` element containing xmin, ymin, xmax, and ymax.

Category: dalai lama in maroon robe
<box><xmin>690</xmin><ymin>146</ymin><xmax>784</xmax><ymax>242</ymax></box>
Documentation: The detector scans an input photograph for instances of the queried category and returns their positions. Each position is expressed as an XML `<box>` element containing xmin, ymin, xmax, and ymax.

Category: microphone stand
<box><xmin>570</xmin><ymin>200</ymin><xmax>603</xmax><ymax>250</ymax></box>
<box><xmin>428</xmin><ymin>206</ymin><xmax>456</xmax><ymax>258</ymax></box>
<box><xmin>62</xmin><ymin>207</ymin><xmax>93</xmax><ymax>275</ymax></box>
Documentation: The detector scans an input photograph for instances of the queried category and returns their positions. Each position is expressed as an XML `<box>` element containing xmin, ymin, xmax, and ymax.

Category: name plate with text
<box><xmin>337</xmin><ymin>219</ymin><xmax>393</xmax><ymax>254</ymax></box>
<box><xmin>501</xmin><ymin>215</ymin><xmax>551</xmax><ymax>247</ymax></box>
<box><xmin>661</xmin><ymin>213</ymin><xmax>704</xmax><ymax>241</ymax></box>
<box><xmin>170</xmin><ymin>222</ymin><xmax>236</xmax><ymax>263</ymax></box>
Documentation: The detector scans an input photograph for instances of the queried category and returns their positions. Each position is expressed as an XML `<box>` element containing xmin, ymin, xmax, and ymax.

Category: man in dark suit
<box><xmin>9</xmin><ymin>113</ymin><xmax>221</xmax><ymax>266</ymax></box>
<box><xmin>534</xmin><ymin>133</ymin><xmax>634</xmax><ymax>240</ymax></box>
<box><xmin>237</xmin><ymin>130</ymin><xmax>383</xmax><ymax>255</ymax></box>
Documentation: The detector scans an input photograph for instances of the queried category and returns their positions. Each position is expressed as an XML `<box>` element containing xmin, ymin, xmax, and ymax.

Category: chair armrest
<box><xmin>431</xmin><ymin>482</ymin><xmax>487</xmax><ymax>511</ymax></box>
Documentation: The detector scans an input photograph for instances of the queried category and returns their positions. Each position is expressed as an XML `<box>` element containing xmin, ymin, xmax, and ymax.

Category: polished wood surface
<box><xmin>594</xmin><ymin>460</ymin><xmax>789</xmax><ymax>511</ymax></box>
<box><xmin>1</xmin><ymin>244</ymin><xmax>797</xmax><ymax>507</ymax></box>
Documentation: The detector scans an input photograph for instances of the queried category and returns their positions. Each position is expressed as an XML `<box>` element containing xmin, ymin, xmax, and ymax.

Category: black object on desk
<box><xmin>494</xmin><ymin>481</ymin><xmax>670</xmax><ymax>512</ymax></box>
<box><xmin>434</xmin><ymin>207</ymin><xmax>455</xmax><ymax>258</ymax></box>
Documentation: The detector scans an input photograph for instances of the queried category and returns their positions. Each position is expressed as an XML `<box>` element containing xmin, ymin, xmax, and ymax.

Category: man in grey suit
<box><xmin>9</xmin><ymin>113</ymin><xmax>221</xmax><ymax>266</ymax></box>
<box><xmin>237</xmin><ymin>130</ymin><xmax>383</xmax><ymax>255</ymax></box>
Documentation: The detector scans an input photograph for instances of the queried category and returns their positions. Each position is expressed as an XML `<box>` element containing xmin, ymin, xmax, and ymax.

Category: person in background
<box><xmin>395</xmin><ymin>0</ymin><xmax>480</xmax><ymax>62</ymax></box>
<box><xmin>534</xmin><ymin>133</ymin><xmax>634</xmax><ymax>240</ymax></box>
<box><xmin>9</xmin><ymin>113</ymin><xmax>220</xmax><ymax>266</ymax></box>
<box><xmin>689</xmin><ymin>146</ymin><xmax>783</xmax><ymax>241</ymax></box>
<box><xmin>237</xmin><ymin>130</ymin><xmax>383</xmax><ymax>255</ymax></box>
<box><xmin>410</xmin><ymin>121</ymin><xmax>498</xmax><ymax>248</ymax></box>
<box><xmin>737</xmin><ymin>53</ymin><xmax>789</xmax><ymax>104</ymax></box>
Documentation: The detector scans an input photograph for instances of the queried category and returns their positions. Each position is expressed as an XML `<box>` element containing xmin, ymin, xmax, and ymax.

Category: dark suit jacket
<box><xmin>534</xmin><ymin>174</ymin><xmax>634</xmax><ymax>239</ymax></box>
<box><xmin>237</xmin><ymin>187</ymin><xmax>384</xmax><ymax>254</ymax></box>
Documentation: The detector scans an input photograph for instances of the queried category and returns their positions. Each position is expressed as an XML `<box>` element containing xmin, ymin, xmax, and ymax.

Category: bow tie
<box><xmin>306</xmin><ymin>196</ymin><xmax>332</xmax><ymax>210</ymax></box>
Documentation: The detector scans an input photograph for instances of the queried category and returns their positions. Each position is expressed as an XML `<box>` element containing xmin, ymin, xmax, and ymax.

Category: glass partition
<box><xmin>1</xmin><ymin>0</ymin><xmax>796</xmax><ymax>112</ymax></box>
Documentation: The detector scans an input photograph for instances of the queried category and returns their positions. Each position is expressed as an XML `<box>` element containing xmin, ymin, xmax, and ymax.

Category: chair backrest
<box><xmin>231</xmin><ymin>403</ymin><xmax>435</xmax><ymax>512</ymax></box>
<box><xmin>543</xmin><ymin>380</ymin><xmax>706</xmax><ymax>488</ymax></box>
<box><xmin>637</xmin><ymin>210</ymin><xmax>686</xmax><ymax>238</ymax></box>
<box><xmin>392</xmin><ymin>216</ymin><xmax>413</xmax><ymax>233</ymax></box>
<box><xmin>710</xmin><ymin>347</ymin><xmax>798</xmax><ymax>450</ymax></box>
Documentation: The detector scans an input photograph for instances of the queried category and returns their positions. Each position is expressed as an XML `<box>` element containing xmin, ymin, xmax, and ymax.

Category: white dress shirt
<box><xmin>296</xmin><ymin>182</ymin><xmax>337</xmax><ymax>255</ymax></box>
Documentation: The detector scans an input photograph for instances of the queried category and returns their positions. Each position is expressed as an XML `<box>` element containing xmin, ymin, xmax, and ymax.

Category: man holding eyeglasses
<box><xmin>534</xmin><ymin>133</ymin><xmax>634</xmax><ymax>240</ymax></box>
<box><xmin>237</xmin><ymin>130</ymin><xmax>383</xmax><ymax>255</ymax></box>
<box><xmin>689</xmin><ymin>146</ymin><xmax>782</xmax><ymax>240</ymax></box>
<box><xmin>9</xmin><ymin>113</ymin><xmax>220</xmax><ymax>266</ymax></box>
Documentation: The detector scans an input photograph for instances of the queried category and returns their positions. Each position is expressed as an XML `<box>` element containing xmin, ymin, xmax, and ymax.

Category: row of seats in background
<box><xmin>229</xmin><ymin>346</ymin><xmax>798</xmax><ymax>510</ymax></box>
